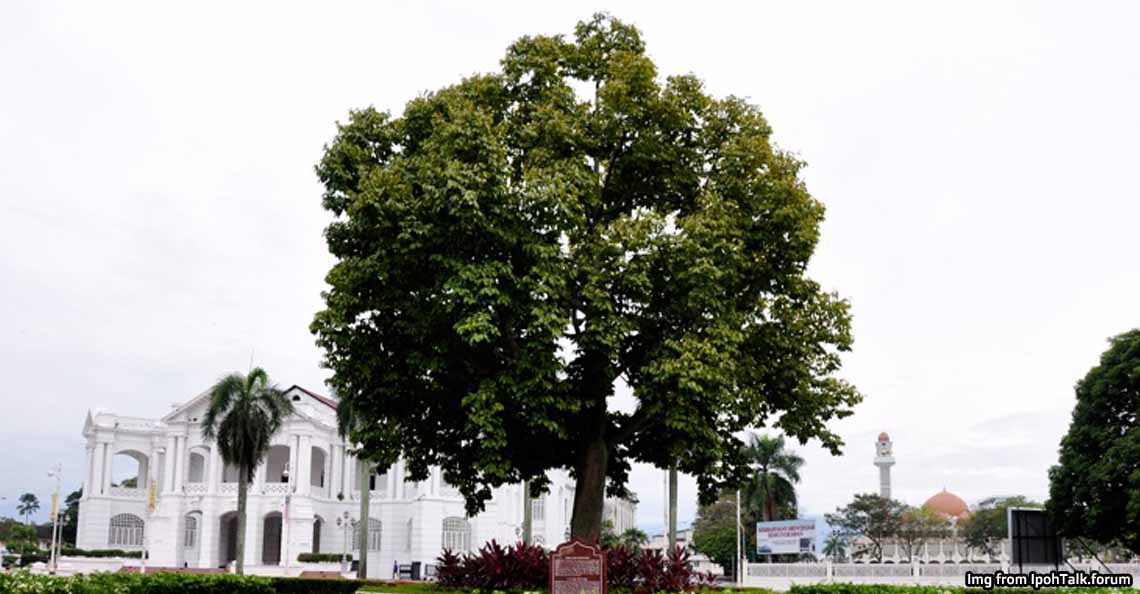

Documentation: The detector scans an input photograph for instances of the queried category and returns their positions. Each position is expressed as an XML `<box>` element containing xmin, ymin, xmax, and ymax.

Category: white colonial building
<box><xmin>76</xmin><ymin>385</ymin><xmax>636</xmax><ymax>576</ymax></box>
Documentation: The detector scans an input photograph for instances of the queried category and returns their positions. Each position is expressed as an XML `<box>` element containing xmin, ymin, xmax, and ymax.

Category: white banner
<box><xmin>756</xmin><ymin>519</ymin><xmax>816</xmax><ymax>555</ymax></box>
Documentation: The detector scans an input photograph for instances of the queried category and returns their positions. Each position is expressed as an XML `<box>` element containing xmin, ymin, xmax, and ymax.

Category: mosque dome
<box><xmin>878</xmin><ymin>432</ymin><xmax>890</xmax><ymax>441</ymax></box>
<box><xmin>924</xmin><ymin>488</ymin><xmax>969</xmax><ymax>518</ymax></box>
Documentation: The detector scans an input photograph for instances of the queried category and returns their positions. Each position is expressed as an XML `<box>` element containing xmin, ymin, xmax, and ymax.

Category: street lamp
<box><xmin>46</xmin><ymin>463</ymin><xmax>62</xmax><ymax>575</ymax></box>
<box><xmin>336</xmin><ymin>512</ymin><xmax>353</xmax><ymax>574</ymax></box>
<box><xmin>281</xmin><ymin>463</ymin><xmax>292</xmax><ymax>569</ymax></box>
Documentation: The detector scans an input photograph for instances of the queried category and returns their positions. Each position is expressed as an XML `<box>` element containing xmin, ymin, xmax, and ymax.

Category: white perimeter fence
<box><xmin>744</xmin><ymin>562</ymin><xmax>1140</xmax><ymax>590</ymax></box>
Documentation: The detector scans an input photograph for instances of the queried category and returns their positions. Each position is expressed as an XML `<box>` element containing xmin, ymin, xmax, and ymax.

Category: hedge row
<box><xmin>296</xmin><ymin>552</ymin><xmax>353</xmax><ymax>563</ymax></box>
<box><xmin>789</xmin><ymin>584</ymin><xmax>1133</xmax><ymax>594</ymax></box>
<box><xmin>0</xmin><ymin>572</ymin><xmax>363</xmax><ymax>594</ymax></box>
<box><xmin>61</xmin><ymin>548</ymin><xmax>146</xmax><ymax>559</ymax></box>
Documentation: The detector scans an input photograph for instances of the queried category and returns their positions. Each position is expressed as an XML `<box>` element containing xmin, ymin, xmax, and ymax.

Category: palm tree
<box><xmin>200</xmin><ymin>368</ymin><xmax>292</xmax><ymax>575</ymax></box>
<box><xmin>823</xmin><ymin>532</ymin><xmax>847</xmax><ymax>562</ymax></box>
<box><xmin>17</xmin><ymin>493</ymin><xmax>39</xmax><ymax>526</ymax></box>
<box><xmin>742</xmin><ymin>433</ymin><xmax>803</xmax><ymax>523</ymax></box>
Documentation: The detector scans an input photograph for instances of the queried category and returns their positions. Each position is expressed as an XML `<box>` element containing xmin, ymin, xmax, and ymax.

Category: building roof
<box><xmin>923</xmin><ymin>488</ymin><xmax>969</xmax><ymax>518</ymax></box>
<box><xmin>289</xmin><ymin>385</ymin><xmax>338</xmax><ymax>411</ymax></box>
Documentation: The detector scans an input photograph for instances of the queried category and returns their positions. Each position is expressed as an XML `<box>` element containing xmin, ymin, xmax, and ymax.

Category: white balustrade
<box><xmin>109</xmin><ymin>486</ymin><xmax>145</xmax><ymax>499</ymax></box>
<box><xmin>262</xmin><ymin>483</ymin><xmax>291</xmax><ymax>495</ymax></box>
<box><xmin>183</xmin><ymin>483</ymin><xmax>207</xmax><ymax>495</ymax></box>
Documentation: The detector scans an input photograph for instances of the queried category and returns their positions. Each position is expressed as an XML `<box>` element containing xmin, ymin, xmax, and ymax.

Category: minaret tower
<box><xmin>874</xmin><ymin>432</ymin><xmax>895</xmax><ymax>499</ymax></box>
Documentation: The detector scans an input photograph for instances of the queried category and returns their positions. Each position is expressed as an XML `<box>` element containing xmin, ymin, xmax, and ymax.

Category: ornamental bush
<box><xmin>0</xmin><ymin>572</ymin><xmax>369</xmax><ymax>594</ymax></box>
<box><xmin>296</xmin><ymin>552</ymin><xmax>352</xmax><ymax>563</ymax></box>
<box><xmin>788</xmin><ymin>584</ymin><xmax>1132</xmax><ymax>594</ymax></box>
<box><xmin>60</xmin><ymin>548</ymin><xmax>144</xmax><ymax>559</ymax></box>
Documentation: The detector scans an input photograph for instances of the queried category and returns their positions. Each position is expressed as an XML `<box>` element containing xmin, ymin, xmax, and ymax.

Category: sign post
<box><xmin>755</xmin><ymin>519</ymin><xmax>817</xmax><ymax>558</ymax></box>
<box><xmin>550</xmin><ymin>540</ymin><xmax>606</xmax><ymax>594</ymax></box>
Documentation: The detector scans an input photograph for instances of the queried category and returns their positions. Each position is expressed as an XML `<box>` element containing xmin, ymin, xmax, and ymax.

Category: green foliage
<box><xmin>1049</xmin><ymin>328</ymin><xmax>1140</xmax><ymax>556</ymax></box>
<box><xmin>0</xmin><ymin>516</ymin><xmax>37</xmax><ymax>545</ymax></box>
<box><xmin>789</xmin><ymin>585</ymin><xmax>1129</xmax><ymax>594</ymax></box>
<box><xmin>691</xmin><ymin>495</ymin><xmax>738</xmax><ymax>577</ymax></box>
<box><xmin>17</xmin><ymin>493</ymin><xmax>40</xmax><ymax>525</ymax></box>
<box><xmin>199</xmin><ymin>367</ymin><xmax>293</xmax><ymax>575</ymax></box>
<box><xmin>270</xmin><ymin>577</ymin><xmax>360</xmax><ymax>594</ymax></box>
<box><xmin>825</xmin><ymin>494</ymin><xmax>906</xmax><ymax>562</ymax></box>
<box><xmin>895</xmin><ymin>506</ymin><xmax>950</xmax><ymax>562</ymax></box>
<box><xmin>0</xmin><ymin>572</ymin><xmax>397</xmax><ymax>594</ymax></box>
<box><xmin>62</xmin><ymin>489</ymin><xmax>82</xmax><ymax>545</ymax></box>
<box><xmin>958</xmin><ymin>495</ymin><xmax>1040</xmax><ymax>557</ymax></box>
<box><xmin>313</xmin><ymin>12</ymin><xmax>860</xmax><ymax>539</ymax></box>
<box><xmin>297</xmin><ymin>552</ymin><xmax>353</xmax><ymax>563</ymax></box>
<box><xmin>741</xmin><ymin>433</ymin><xmax>802</xmax><ymax>524</ymax></box>
<box><xmin>822</xmin><ymin>532</ymin><xmax>847</xmax><ymax>562</ymax></box>
<box><xmin>59</xmin><ymin>547</ymin><xmax>145</xmax><ymax>558</ymax></box>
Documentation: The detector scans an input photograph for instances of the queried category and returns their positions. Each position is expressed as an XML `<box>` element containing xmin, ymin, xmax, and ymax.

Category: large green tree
<box><xmin>312</xmin><ymin>13</ymin><xmax>860</xmax><ymax>540</ymax></box>
<box><xmin>1048</xmin><ymin>329</ymin><xmax>1140</xmax><ymax>556</ymax></box>
<box><xmin>825</xmin><ymin>494</ymin><xmax>905</xmax><ymax>562</ymax></box>
<box><xmin>200</xmin><ymin>368</ymin><xmax>293</xmax><ymax>574</ymax></box>
<box><xmin>959</xmin><ymin>495</ymin><xmax>1039</xmax><ymax>558</ymax></box>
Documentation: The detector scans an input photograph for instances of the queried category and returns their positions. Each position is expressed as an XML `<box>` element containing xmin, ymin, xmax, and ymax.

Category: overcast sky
<box><xmin>2</xmin><ymin>1</ymin><xmax>1138</xmax><ymax>535</ymax></box>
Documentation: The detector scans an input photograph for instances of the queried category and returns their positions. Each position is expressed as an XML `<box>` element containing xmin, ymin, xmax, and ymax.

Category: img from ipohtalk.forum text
<box><xmin>965</xmin><ymin>570</ymin><xmax>1134</xmax><ymax>590</ymax></box>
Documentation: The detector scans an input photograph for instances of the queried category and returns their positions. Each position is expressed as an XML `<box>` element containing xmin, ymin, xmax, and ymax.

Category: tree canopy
<box><xmin>313</xmin><ymin>13</ymin><xmax>860</xmax><ymax>539</ymax></box>
<box><xmin>959</xmin><ymin>495</ymin><xmax>1039</xmax><ymax>557</ymax></box>
<box><xmin>825</xmin><ymin>494</ymin><xmax>905</xmax><ymax>562</ymax></box>
<box><xmin>691</xmin><ymin>496</ymin><xmax>739</xmax><ymax>578</ymax></box>
<box><xmin>1048</xmin><ymin>329</ymin><xmax>1140</xmax><ymax>555</ymax></box>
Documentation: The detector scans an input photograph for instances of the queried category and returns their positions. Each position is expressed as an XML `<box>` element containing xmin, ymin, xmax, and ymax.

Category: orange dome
<box><xmin>878</xmin><ymin>432</ymin><xmax>890</xmax><ymax>441</ymax></box>
<box><xmin>924</xmin><ymin>489</ymin><xmax>969</xmax><ymax>518</ymax></box>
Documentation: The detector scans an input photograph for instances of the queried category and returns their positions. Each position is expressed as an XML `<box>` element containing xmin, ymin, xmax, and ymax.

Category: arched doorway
<box><xmin>313</xmin><ymin>515</ymin><xmax>324</xmax><ymax>554</ymax></box>
<box><xmin>183</xmin><ymin>512</ymin><xmax>202</xmax><ymax>567</ymax></box>
<box><xmin>262</xmin><ymin>512</ymin><xmax>283</xmax><ymax>565</ymax></box>
<box><xmin>218</xmin><ymin>512</ymin><xmax>239</xmax><ymax>568</ymax></box>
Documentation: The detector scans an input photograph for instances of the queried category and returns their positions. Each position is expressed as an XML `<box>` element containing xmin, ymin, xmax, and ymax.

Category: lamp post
<box><xmin>281</xmin><ymin>463</ymin><xmax>292</xmax><ymax>569</ymax></box>
<box><xmin>47</xmin><ymin>463</ymin><xmax>62</xmax><ymax>575</ymax></box>
<box><xmin>336</xmin><ymin>511</ymin><xmax>352</xmax><ymax>574</ymax></box>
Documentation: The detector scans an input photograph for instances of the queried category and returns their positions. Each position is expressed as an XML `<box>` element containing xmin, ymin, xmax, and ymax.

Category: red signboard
<box><xmin>550</xmin><ymin>540</ymin><xmax>606</xmax><ymax>594</ymax></box>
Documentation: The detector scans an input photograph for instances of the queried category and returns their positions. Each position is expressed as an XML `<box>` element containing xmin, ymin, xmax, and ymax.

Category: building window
<box><xmin>351</xmin><ymin>518</ymin><xmax>382</xmax><ymax>551</ymax></box>
<box><xmin>441</xmin><ymin>517</ymin><xmax>471</xmax><ymax>553</ymax></box>
<box><xmin>405</xmin><ymin>518</ymin><xmax>414</xmax><ymax>552</ymax></box>
<box><xmin>532</xmin><ymin>496</ymin><xmax>545</xmax><ymax>522</ymax></box>
<box><xmin>109</xmin><ymin>513</ymin><xmax>144</xmax><ymax>547</ymax></box>
<box><xmin>183</xmin><ymin>515</ymin><xmax>198</xmax><ymax>548</ymax></box>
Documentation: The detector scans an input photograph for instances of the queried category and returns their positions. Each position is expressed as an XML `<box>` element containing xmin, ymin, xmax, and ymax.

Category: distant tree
<box><xmin>200</xmin><ymin>368</ymin><xmax>293</xmax><ymax>575</ymax></box>
<box><xmin>16</xmin><ymin>494</ymin><xmax>39</xmax><ymax>526</ymax></box>
<box><xmin>826</xmin><ymin>494</ymin><xmax>905</xmax><ymax>562</ymax></box>
<box><xmin>691</xmin><ymin>496</ymin><xmax>739</xmax><ymax>578</ymax></box>
<box><xmin>312</xmin><ymin>12</ymin><xmax>861</xmax><ymax>541</ymax></box>
<box><xmin>61</xmin><ymin>489</ymin><xmax>82</xmax><ymax>546</ymax></box>
<box><xmin>620</xmin><ymin>527</ymin><xmax>649</xmax><ymax>549</ymax></box>
<box><xmin>822</xmin><ymin>532</ymin><xmax>847</xmax><ymax>562</ymax></box>
<box><xmin>959</xmin><ymin>495</ymin><xmax>1041</xmax><ymax>558</ymax></box>
<box><xmin>1048</xmin><ymin>329</ymin><xmax>1140</xmax><ymax>556</ymax></box>
<box><xmin>742</xmin><ymin>433</ymin><xmax>803</xmax><ymax>523</ymax></box>
<box><xmin>0</xmin><ymin>518</ymin><xmax>36</xmax><ymax>546</ymax></box>
<box><xmin>896</xmin><ymin>506</ymin><xmax>950</xmax><ymax>562</ymax></box>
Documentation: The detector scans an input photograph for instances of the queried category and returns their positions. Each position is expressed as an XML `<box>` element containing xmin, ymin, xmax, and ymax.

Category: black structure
<box><xmin>1008</xmin><ymin>507</ymin><xmax>1063</xmax><ymax>571</ymax></box>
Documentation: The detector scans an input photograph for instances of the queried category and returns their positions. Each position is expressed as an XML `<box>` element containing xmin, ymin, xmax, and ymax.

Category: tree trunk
<box><xmin>522</xmin><ymin>480</ymin><xmax>533</xmax><ymax>544</ymax></box>
<box><xmin>570</xmin><ymin>434</ymin><xmax>608</xmax><ymax>542</ymax></box>
<box><xmin>357</xmin><ymin>460</ymin><xmax>370</xmax><ymax>579</ymax></box>
<box><xmin>667</xmin><ymin>465</ymin><xmax>678</xmax><ymax>549</ymax></box>
<box><xmin>235</xmin><ymin>466</ymin><xmax>248</xmax><ymax>575</ymax></box>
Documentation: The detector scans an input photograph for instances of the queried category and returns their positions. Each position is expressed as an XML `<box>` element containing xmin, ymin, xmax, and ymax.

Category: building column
<box><xmin>207</xmin><ymin>446</ymin><xmax>221</xmax><ymax>493</ymax></box>
<box><xmin>329</xmin><ymin>443</ymin><xmax>341</xmax><ymax>499</ymax></box>
<box><xmin>163</xmin><ymin>436</ymin><xmax>177</xmax><ymax>494</ymax></box>
<box><xmin>298</xmin><ymin>435</ymin><xmax>312</xmax><ymax>495</ymax></box>
<box><xmin>82</xmin><ymin>446</ymin><xmax>95</xmax><ymax>499</ymax></box>
<box><xmin>100</xmin><ymin>442</ymin><xmax>113</xmax><ymax>495</ymax></box>
<box><xmin>172</xmin><ymin>436</ymin><xmax>185</xmax><ymax>493</ymax></box>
